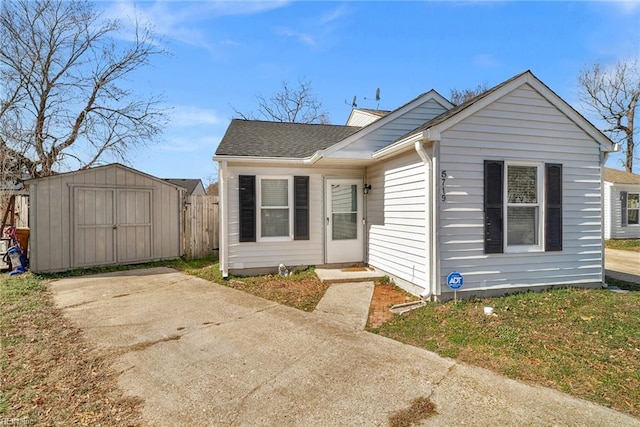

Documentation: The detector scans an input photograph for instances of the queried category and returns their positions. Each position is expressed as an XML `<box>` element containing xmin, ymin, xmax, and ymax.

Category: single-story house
<box><xmin>603</xmin><ymin>167</ymin><xmax>640</xmax><ymax>240</ymax></box>
<box><xmin>214</xmin><ymin>71</ymin><xmax>618</xmax><ymax>299</ymax></box>
<box><xmin>27</xmin><ymin>163</ymin><xmax>184</xmax><ymax>273</ymax></box>
<box><xmin>164</xmin><ymin>178</ymin><xmax>207</xmax><ymax>196</ymax></box>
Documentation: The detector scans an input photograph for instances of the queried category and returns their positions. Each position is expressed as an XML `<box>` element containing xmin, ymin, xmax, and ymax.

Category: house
<box><xmin>164</xmin><ymin>178</ymin><xmax>206</xmax><ymax>196</ymax></box>
<box><xmin>27</xmin><ymin>163</ymin><xmax>184</xmax><ymax>273</ymax></box>
<box><xmin>214</xmin><ymin>71</ymin><xmax>617</xmax><ymax>300</ymax></box>
<box><xmin>603</xmin><ymin>167</ymin><xmax>640</xmax><ymax>240</ymax></box>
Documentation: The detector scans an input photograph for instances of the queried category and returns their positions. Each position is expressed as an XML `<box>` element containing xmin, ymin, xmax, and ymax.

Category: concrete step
<box><xmin>315</xmin><ymin>267</ymin><xmax>386</xmax><ymax>284</ymax></box>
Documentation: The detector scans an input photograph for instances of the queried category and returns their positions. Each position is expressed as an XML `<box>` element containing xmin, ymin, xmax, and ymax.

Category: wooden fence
<box><xmin>183</xmin><ymin>195</ymin><xmax>219</xmax><ymax>260</ymax></box>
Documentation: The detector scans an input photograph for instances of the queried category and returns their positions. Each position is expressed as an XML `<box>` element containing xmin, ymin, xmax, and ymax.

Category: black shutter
<box><xmin>238</xmin><ymin>175</ymin><xmax>256</xmax><ymax>242</ymax></box>
<box><xmin>545</xmin><ymin>163</ymin><xmax>563</xmax><ymax>251</ymax></box>
<box><xmin>294</xmin><ymin>176</ymin><xmax>310</xmax><ymax>240</ymax></box>
<box><xmin>484</xmin><ymin>160</ymin><xmax>504</xmax><ymax>254</ymax></box>
<box><xmin>621</xmin><ymin>191</ymin><xmax>628</xmax><ymax>227</ymax></box>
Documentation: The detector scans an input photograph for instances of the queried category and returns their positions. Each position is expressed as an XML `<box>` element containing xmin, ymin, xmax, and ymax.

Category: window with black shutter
<box><xmin>484</xmin><ymin>160</ymin><xmax>504</xmax><ymax>253</ymax></box>
<box><xmin>484</xmin><ymin>160</ymin><xmax>563</xmax><ymax>253</ymax></box>
<box><xmin>238</xmin><ymin>175</ymin><xmax>256</xmax><ymax>242</ymax></box>
<box><xmin>545</xmin><ymin>163</ymin><xmax>562</xmax><ymax>251</ymax></box>
<box><xmin>294</xmin><ymin>176</ymin><xmax>309</xmax><ymax>240</ymax></box>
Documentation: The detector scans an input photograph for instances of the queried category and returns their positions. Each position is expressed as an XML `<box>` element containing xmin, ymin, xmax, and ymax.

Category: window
<box><xmin>506</xmin><ymin>164</ymin><xmax>542</xmax><ymax>248</ymax></box>
<box><xmin>628</xmin><ymin>193</ymin><xmax>639</xmax><ymax>225</ymax></box>
<box><xmin>238</xmin><ymin>175</ymin><xmax>309</xmax><ymax>242</ymax></box>
<box><xmin>484</xmin><ymin>161</ymin><xmax>562</xmax><ymax>254</ymax></box>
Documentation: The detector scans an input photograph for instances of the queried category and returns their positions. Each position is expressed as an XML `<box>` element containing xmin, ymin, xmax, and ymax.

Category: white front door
<box><xmin>325</xmin><ymin>178</ymin><xmax>363</xmax><ymax>264</ymax></box>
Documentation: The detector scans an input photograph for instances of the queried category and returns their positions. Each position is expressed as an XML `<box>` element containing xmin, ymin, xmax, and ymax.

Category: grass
<box><xmin>372</xmin><ymin>287</ymin><xmax>640</xmax><ymax>417</ymax></box>
<box><xmin>0</xmin><ymin>273</ymin><xmax>143</xmax><ymax>425</ymax></box>
<box><xmin>605</xmin><ymin>238</ymin><xmax>640</xmax><ymax>252</ymax></box>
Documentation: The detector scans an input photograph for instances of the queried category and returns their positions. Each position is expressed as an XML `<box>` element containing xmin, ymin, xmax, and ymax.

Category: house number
<box><xmin>441</xmin><ymin>170</ymin><xmax>447</xmax><ymax>202</ymax></box>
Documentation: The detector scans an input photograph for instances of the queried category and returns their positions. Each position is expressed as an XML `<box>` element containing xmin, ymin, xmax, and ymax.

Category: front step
<box><xmin>315</xmin><ymin>267</ymin><xmax>386</xmax><ymax>284</ymax></box>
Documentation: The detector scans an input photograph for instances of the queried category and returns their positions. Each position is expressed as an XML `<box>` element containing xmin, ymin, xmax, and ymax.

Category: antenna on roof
<box><xmin>364</xmin><ymin>88</ymin><xmax>381</xmax><ymax>109</ymax></box>
<box><xmin>344</xmin><ymin>95</ymin><xmax>357</xmax><ymax>108</ymax></box>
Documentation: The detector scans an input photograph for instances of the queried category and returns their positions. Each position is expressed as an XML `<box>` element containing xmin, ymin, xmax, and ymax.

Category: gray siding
<box><xmin>29</xmin><ymin>164</ymin><xmax>182</xmax><ymax>272</ymax></box>
<box><xmin>605</xmin><ymin>182</ymin><xmax>640</xmax><ymax>239</ymax></box>
<box><xmin>438</xmin><ymin>83</ymin><xmax>604</xmax><ymax>294</ymax></box>
<box><xmin>366</xmin><ymin>151</ymin><xmax>429</xmax><ymax>289</ymax></box>
<box><xmin>225</xmin><ymin>165</ymin><xmax>363</xmax><ymax>270</ymax></box>
<box><xmin>336</xmin><ymin>100</ymin><xmax>448</xmax><ymax>156</ymax></box>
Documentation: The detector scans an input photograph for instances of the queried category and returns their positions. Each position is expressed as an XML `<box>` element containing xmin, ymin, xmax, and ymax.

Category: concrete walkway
<box><xmin>49</xmin><ymin>268</ymin><xmax>640</xmax><ymax>426</ymax></box>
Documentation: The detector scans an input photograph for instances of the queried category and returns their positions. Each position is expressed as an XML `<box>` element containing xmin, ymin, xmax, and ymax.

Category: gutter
<box><xmin>212</xmin><ymin>151</ymin><xmax>325</xmax><ymax>165</ymax></box>
<box><xmin>219</xmin><ymin>160</ymin><xmax>229</xmax><ymax>278</ymax></box>
<box><xmin>414</xmin><ymin>139</ymin><xmax>440</xmax><ymax>300</ymax></box>
<box><xmin>600</xmin><ymin>143</ymin><xmax>621</xmax><ymax>285</ymax></box>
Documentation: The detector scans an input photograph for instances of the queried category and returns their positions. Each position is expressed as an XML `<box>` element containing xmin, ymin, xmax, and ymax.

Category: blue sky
<box><xmin>100</xmin><ymin>1</ymin><xmax>640</xmax><ymax>184</ymax></box>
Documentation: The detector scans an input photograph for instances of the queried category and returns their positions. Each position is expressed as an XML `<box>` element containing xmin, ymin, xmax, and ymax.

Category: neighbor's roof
<box><xmin>215</xmin><ymin>119</ymin><xmax>361</xmax><ymax>158</ymax></box>
<box><xmin>163</xmin><ymin>178</ymin><xmax>203</xmax><ymax>194</ymax></box>
<box><xmin>604</xmin><ymin>167</ymin><xmax>640</xmax><ymax>185</ymax></box>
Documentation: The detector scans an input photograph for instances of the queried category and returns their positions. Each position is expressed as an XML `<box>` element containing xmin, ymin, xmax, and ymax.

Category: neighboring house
<box><xmin>603</xmin><ymin>167</ymin><xmax>640</xmax><ymax>240</ymax></box>
<box><xmin>214</xmin><ymin>71</ymin><xmax>617</xmax><ymax>299</ymax></box>
<box><xmin>164</xmin><ymin>178</ymin><xmax>206</xmax><ymax>196</ymax></box>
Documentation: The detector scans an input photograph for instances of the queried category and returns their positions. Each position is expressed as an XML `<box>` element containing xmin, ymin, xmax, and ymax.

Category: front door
<box><xmin>325</xmin><ymin>178</ymin><xmax>363</xmax><ymax>264</ymax></box>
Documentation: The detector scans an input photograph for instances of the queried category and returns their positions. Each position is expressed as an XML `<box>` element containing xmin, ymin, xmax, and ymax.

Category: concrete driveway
<box><xmin>50</xmin><ymin>268</ymin><xmax>639</xmax><ymax>426</ymax></box>
<box><xmin>606</xmin><ymin>248</ymin><xmax>640</xmax><ymax>283</ymax></box>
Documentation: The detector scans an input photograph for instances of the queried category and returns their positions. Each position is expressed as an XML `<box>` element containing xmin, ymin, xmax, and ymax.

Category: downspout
<box><xmin>600</xmin><ymin>143</ymin><xmax>621</xmax><ymax>286</ymax></box>
<box><xmin>219</xmin><ymin>160</ymin><xmax>229</xmax><ymax>278</ymax></box>
<box><xmin>414</xmin><ymin>140</ymin><xmax>439</xmax><ymax>300</ymax></box>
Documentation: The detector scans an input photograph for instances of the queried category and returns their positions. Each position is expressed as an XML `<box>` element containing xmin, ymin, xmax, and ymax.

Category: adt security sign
<box><xmin>446</xmin><ymin>271</ymin><xmax>464</xmax><ymax>290</ymax></box>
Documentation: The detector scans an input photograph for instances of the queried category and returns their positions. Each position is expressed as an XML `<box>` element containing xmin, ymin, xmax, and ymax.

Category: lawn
<box><xmin>4</xmin><ymin>256</ymin><xmax>640</xmax><ymax>422</ymax></box>
<box><xmin>605</xmin><ymin>238</ymin><xmax>640</xmax><ymax>252</ymax></box>
<box><xmin>371</xmin><ymin>287</ymin><xmax>640</xmax><ymax>418</ymax></box>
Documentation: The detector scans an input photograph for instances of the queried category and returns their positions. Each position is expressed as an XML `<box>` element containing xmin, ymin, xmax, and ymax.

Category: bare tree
<box><xmin>232</xmin><ymin>77</ymin><xmax>330</xmax><ymax>124</ymax></box>
<box><xmin>578</xmin><ymin>60</ymin><xmax>639</xmax><ymax>173</ymax></box>
<box><xmin>449</xmin><ymin>83</ymin><xmax>490</xmax><ymax>106</ymax></box>
<box><xmin>0</xmin><ymin>0</ymin><xmax>166</xmax><ymax>181</ymax></box>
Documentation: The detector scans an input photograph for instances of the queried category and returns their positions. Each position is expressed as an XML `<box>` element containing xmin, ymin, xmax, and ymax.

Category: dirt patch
<box><xmin>368</xmin><ymin>282</ymin><xmax>420</xmax><ymax>329</ymax></box>
<box><xmin>1</xmin><ymin>282</ymin><xmax>144</xmax><ymax>426</ymax></box>
<box><xmin>388</xmin><ymin>396</ymin><xmax>438</xmax><ymax>427</ymax></box>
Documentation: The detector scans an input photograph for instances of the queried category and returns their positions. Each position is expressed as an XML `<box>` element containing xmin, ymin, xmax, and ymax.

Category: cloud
<box><xmin>170</xmin><ymin>105</ymin><xmax>222</xmax><ymax>127</ymax></box>
<box><xmin>102</xmin><ymin>1</ymin><xmax>290</xmax><ymax>48</ymax></box>
<box><xmin>318</xmin><ymin>4</ymin><xmax>351</xmax><ymax>25</ymax></box>
<box><xmin>473</xmin><ymin>53</ymin><xmax>500</xmax><ymax>68</ymax></box>
<box><xmin>276</xmin><ymin>27</ymin><xmax>316</xmax><ymax>46</ymax></box>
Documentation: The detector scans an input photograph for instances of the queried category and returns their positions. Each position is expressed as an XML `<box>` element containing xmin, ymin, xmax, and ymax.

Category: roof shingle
<box><xmin>215</xmin><ymin>119</ymin><xmax>361</xmax><ymax>158</ymax></box>
<box><xmin>604</xmin><ymin>167</ymin><xmax>640</xmax><ymax>184</ymax></box>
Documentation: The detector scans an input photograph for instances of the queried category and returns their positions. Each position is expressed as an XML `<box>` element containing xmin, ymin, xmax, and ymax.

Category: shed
<box><xmin>28</xmin><ymin>163</ymin><xmax>184</xmax><ymax>273</ymax></box>
<box><xmin>603</xmin><ymin>167</ymin><xmax>640</xmax><ymax>240</ymax></box>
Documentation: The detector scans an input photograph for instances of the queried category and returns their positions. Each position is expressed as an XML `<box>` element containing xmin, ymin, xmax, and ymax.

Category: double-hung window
<box><xmin>628</xmin><ymin>193</ymin><xmax>639</xmax><ymax>225</ymax></box>
<box><xmin>238</xmin><ymin>175</ymin><xmax>309</xmax><ymax>243</ymax></box>
<box><xmin>505</xmin><ymin>163</ymin><xmax>543</xmax><ymax>250</ymax></box>
<box><xmin>484</xmin><ymin>160</ymin><xmax>562</xmax><ymax>254</ymax></box>
<box><xmin>258</xmin><ymin>177</ymin><xmax>292</xmax><ymax>240</ymax></box>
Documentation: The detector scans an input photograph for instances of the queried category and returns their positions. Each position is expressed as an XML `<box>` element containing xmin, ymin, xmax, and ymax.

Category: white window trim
<box><xmin>628</xmin><ymin>192</ymin><xmax>640</xmax><ymax>226</ymax></box>
<box><xmin>257</xmin><ymin>176</ymin><xmax>294</xmax><ymax>242</ymax></box>
<box><xmin>504</xmin><ymin>161</ymin><xmax>545</xmax><ymax>253</ymax></box>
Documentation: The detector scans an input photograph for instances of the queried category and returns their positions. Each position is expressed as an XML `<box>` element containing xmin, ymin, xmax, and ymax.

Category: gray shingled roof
<box><xmin>163</xmin><ymin>178</ymin><xmax>204</xmax><ymax>194</ymax></box>
<box><xmin>604</xmin><ymin>167</ymin><xmax>640</xmax><ymax>184</ymax></box>
<box><xmin>215</xmin><ymin>119</ymin><xmax>361</xmax><ymax>158</ymax></box>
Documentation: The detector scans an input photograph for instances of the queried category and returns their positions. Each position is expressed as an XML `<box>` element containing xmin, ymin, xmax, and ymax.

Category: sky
<box><xmin>98</xmin><ymin>0</ymin><xmax>640</xmax><ymax>184</ymax></box>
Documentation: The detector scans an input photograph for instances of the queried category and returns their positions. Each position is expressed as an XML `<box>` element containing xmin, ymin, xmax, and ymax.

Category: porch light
<box><xmin>363</xmin><ymin>184</ymin><xmax>372</xmax><ymax>194</ymax></box>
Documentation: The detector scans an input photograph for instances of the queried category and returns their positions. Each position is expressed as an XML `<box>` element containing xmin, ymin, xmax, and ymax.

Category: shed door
<box><xmin>73</xmin><ymin>188</ymin><xmax>152</xmax><ymax>267</ymax></box>
<box><xmin>74</xmin><ymin>188</ymin><xmax>116</xmax><ymax>267</ymax></box>
<box><xmin>116</xmin><ymin>189</ymin><xmax>152</xmax><ymax>263</ymax></box>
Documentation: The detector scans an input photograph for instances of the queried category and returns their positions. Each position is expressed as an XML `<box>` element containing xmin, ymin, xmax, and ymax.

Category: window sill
<box><xmin>505</xmin><ymin>245</ymin><xmax>544</xmax><ymax>254</ymax></box>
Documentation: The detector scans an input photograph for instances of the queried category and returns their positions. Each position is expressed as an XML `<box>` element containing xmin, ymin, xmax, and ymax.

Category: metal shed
<box><xmin>28</xmin><ymin>163</ymin><xmax>184</xmax><ymax>273</ymax></box>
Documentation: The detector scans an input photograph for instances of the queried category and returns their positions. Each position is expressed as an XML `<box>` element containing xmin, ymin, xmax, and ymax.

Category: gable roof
<box><xmin>373</xmin><ymin>70</ymin><xmax>616</xmax><ymax>159</ymax></box>
<box><xmin>215</xmin><ymin>119</ymin><xmax>361</xmax><ymax>158</ymax></box>
<box><xmin>604</xmin><ymin>167</ymin><xmax>640</xmax><ymax>185</ymax></box>
<box><xmin>163</xmin><ymin>178</ymin><xmax>204</xmax><ymax>194</ymax></box>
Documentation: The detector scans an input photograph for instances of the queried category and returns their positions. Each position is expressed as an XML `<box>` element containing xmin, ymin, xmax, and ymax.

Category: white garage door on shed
<box><xmin>28</xmin><ymin>164</ymin><xmax>184</xmax><ymax>273</ymax></box>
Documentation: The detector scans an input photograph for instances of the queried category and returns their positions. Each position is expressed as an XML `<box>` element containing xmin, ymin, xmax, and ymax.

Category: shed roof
<box><xmin>604</xmin><ymin>167</ymin><xmax>640</xmax><ymax>185</ymax></box>
<box><xmin>215</xmin><ymin>119</ymin><xmax>361</xmax><ymax>158</ymax></box>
